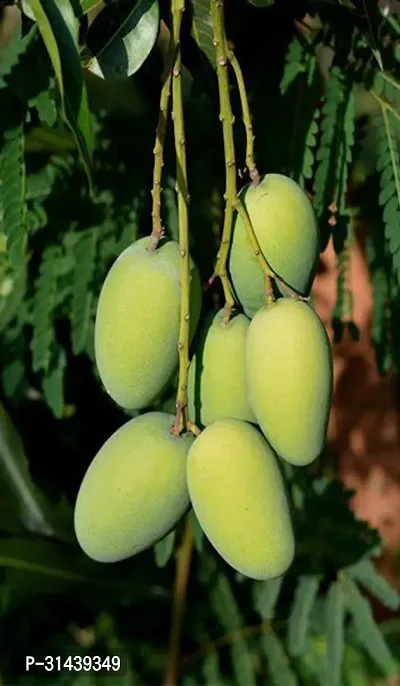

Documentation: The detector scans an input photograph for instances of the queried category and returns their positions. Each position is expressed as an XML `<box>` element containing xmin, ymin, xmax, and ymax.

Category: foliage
<box><xmin>0</xmin><ymin>0</ymin><xmax>400</xmax><ymax>684</ymax></box>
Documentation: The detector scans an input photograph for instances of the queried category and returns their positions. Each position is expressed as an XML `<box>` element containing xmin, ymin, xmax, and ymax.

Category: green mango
<box><xmin>74</xmin><ymin>412</ymin><xmax>193</xmax><ymax>563</ymax></box>
<box><xmin>187</xmin><ymin>309</ymin><xmax>256</xmax><ymax>427</ymax></box>
<box><xmin>94</xmin><ymin>236</ymin><xmax>202</xmax><ymax>410</ymax></box>
<box><xmin>228</xmin><ymin>174</ymin><xmax>319</xmax><ymax>317</ymax></box>
<box><xmin>246</xmin><ymin>299</ymin><xmax>333</xmax><ymax>466</ymax></box>
<box><xmin>187</xmin><ymin>418</ymin><xmax>295</xmax><ymax>580</ymax></box>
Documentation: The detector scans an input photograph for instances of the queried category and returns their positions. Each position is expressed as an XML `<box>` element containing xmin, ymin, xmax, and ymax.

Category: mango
<box><xmin>187</xmin><ymin>309</ymin><xmax>256</xmax><ymax>426</ymax></box>
<box><xmin>94</xmin><ymin>236</ymin><xmax>202</xmax><ymax>410</ymax></box>
<box><xmin>246</xmin><ymin>299</ymin><xmax>333</xmax><ymax>466</ymax></box>
<box><xmin>74</xmin><ymin>412</ymin><xmax>193</xmax><ymax>563</ymax></box>
<box><xmin>228</xmin><ymin>174</ymin><xmax>319</xmax><ymax>317</ymax></box>
<box><xmin>187</xmin><ymin>419</ymin><xmax>295</xmax><ymax>580</ymax></box>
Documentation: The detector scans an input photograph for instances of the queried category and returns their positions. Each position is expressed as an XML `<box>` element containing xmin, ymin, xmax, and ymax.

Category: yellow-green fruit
<box><xmin>187</xmin><ymin>419</ymin><xmax>294</xmax><ymax>580</ymax></box>
<box><xmin>94</xmin><ymin>237</ymin><xmax>202</xmax><ymax>410</ymax></box>
<box><xmin>228</xmin><ymin>174</ymin><xmax>319</xmax><ymax>317</ymax></box>
<box><xmin>246</xmin><ymin>299</ymin><xmax>333</xmax><ymax>466</ymax></box>
<box><xmin>74</xmin><ymin>412</ymin><xmax>193</xmax><ymax>563</ymax></box>
<box><xmin>187</xmin><ymin>309</ymin><xmax>256</xmax><ymax>426</ymax></box>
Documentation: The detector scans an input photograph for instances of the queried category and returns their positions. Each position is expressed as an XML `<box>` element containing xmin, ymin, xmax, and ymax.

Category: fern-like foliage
<box><xmin>30</xmin><ymin>246</ymin><xmax>61</xmax><ymax>374</ymax></box>
<box><xmin>324</xmin><ymin>580</ymin><xmax>345</xmax><ymax>686</ymax></box>
<box><xmin>288</xmin><ymin>574</ymin><xmax>322</xmax><ymax>658</ymax></box>
<box><xmin>70</xmin><ymin>228</ymin><xmax>98</xmax><ymax>355</ymax></box>
<box><xmin>0</xmin><ymin>25</ymin><xmax>36</xmax><ymax>89</ymax></box>
<box><xmin>372</xmin><ymin>72</ymin><xmax>400</xmax><ymax>282</ymax></box>
<box><xmin>0</xmin><ymin>124</ymin><xmax>27</xmax><ymax>267</ymax></box>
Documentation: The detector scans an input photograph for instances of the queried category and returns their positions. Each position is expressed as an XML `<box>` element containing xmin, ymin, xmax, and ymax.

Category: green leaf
<box><xmin>28</xmin><ymin>0</ymin><xmax>94</xmax><ymax>190</ymax></box>
<box><xmin>288</xmin><ymin>575</ymin><xmax>322</xmax><ymax>657</ymax></box>
<box><xmin>31</xmin><ymin>245</ymin><xmax>60</xmax><ymax>374</ymax></box>
<box><xmin>42</xmin><ymin>347</ymin><xmax>67</xmax><ymax>418</ymax></box>
<box><xmin>325</xmin><ymin>581</ymin><xmax>345</xmax><ymax>686</ymax></box>
<box><xmin>0</xmin><ymin>403</ymin><xmax>55</xmax><ymax>537</ymax></box>
<box><xmin>261</xmin><ymin>629</ymin><xmax>298</xmax><ymax>686</ymax></box>
<box><xmin>247</xmin><ymin>0</ymin><xmax>274</xmax><ymax>6</ymax></box>
<box><xmin>346</xmin><ymin>557</ymin><xmax>400</xmax><ymax>611</ymax></box>
<box><xmin>280</xmin><ymin>37</ymin><xmax>306</xmax><ymax>95</ymax></box>
<box><xmin>71</xmin><ymin>228</ymin><xmax>98</xmax><ymax>355</ymax></box>
<box><xmin>343</xmin><ymin>575</ymin><xmax>398</xmax><ymax>677</ymax></box>
<box><xmin>154</xmin><ymin>530</ymin><xmax>176</xmax><ymax>568</ymax></box>
<box><xmin>191</xmin><ymin>0</ymin><xmax>215</xmax><ymax>68</ymax></box>
<box><xmin>189</xmin><ymin>509</ymin><xmax>204</xmax><ymax>553</ymax></box>
<box><xmin>85</xmin><ymin>0</ymin><xmax>160</xmax><ymax>79</ymax></box>
<box><xmin>211</xmin><ymin>573</ymin><xmax>257</xmax><ymax>686</ymax></box>
<box><xmin>0</xmin><ymin>124</ymin><xmax>27</xmax><ymax>268</ymax></box>
<box><xmin>80</xmin><ymin>0</ymin><xmax>102</xmax><ymax>14</ymax></box>
<box><xmin>0</xmin><ymin>23</ymin><xmax>37</xmax><ymax>89</ymax></box>
<box><xmin>253</xmin><ymin>575</ymin><xmax>284</xmax><ymax>621</ymax></box>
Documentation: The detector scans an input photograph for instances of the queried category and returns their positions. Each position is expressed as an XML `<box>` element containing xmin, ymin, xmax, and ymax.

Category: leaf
<box><xmin>31</xmin><ymin>245</ymin><xmax>60</xmax><ymax>374</ymax></box>
<box><xmin>343</xmin><ymin>575</ymin><xmax>398</xmax><ymax>677</ymax></box>
<box><xmin>80</xmin><ymin>0</ymin><xmax>103</xmax><ymax>13</ymax></box>
<box><xmin>154</xmin><ymin>530</ymin><xmax>176</xmax><ymax>568</ymax></box>
<box><xmin>0</xmin><ymin>124</ymin><xmax>27</xmax><ymax>268</ymax></box>
<box><xmin>189</xmin><ymin>509</ymin><xmax>204</xmax><ymax>553</ymax></box>
<box><xmin>85</xmin><ymin>0</ymin><xmax>160</xmax><ymax>80</ymax></box>
<box><xmin>288</xmin><ymin>575</ymin><xmax>322</xmax><ymax>657</ymax></box>
<box><xmin>325</xmin><ymin>581</ymin><xmax>345</xmax><ymax>686</ymax></box>
<box><xmin>42</xmin><ymin>347</ymin><xmax>67</xmax><ymax>418</ymax></box>
<box><xmin>28</xmin><ymin>0</ymin><xmax>94</xmax><ymax>189</ymax></box>
<box><xmin>0</xmin><ymin>402</ymin><xmax>55</xmax><ymax>537</ymax></box>
<box><xmin>190</xmin><ymin>0</ymin><xmax>215</xmax><ymax>68</ymax></box>
<box><xmin>280</xmin><ymin>37</ymin><xmax>306</xmax><ymax>95</ymax></box>
<box><xmin>71</xmin><ymin>228</ymin><xmax>98</xmax><ymax>355</ymax></box>
<box><xmin>346</xmin><ymin>557</ymin><xmax>400</xmax><ymax>611</ymax></box>
<box><xmin>248</xmin><ymin>0</ymin><xmax>274</xmax><ymax>6</ymax></box>
<box><xmin>261</xmin><ymin>629</ymin><xmax>298</xmax><ymax>686</ymax></box>
<box><xmin>253</xmin><ymin>575</ymin><xmax>284</xmax><ymax>621</ymax></box>
<box><xmin>0</xmin><ymin>23</ymin><xmax>37</xmax><ymax>88</ymax></box>
<box><xmin>211</xmin><ymin>573</ymin><xmax>257</xmax><ymax>686</ymax></box>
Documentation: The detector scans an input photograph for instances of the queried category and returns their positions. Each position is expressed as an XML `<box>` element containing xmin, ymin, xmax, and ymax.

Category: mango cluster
<box><xmin>74</xmin><ymin>174</ymin><xmax>333</xmax><ymax>582</ymax></box>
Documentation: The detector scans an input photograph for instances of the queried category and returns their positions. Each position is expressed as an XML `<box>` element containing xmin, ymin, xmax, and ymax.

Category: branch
<box><xmin>210</xmin><ymin>0</ymin><xmax>274</xmax><ymax>320</ymax></box>
<box><xmin>150</xmin><ymin>35</ymin><xmax>175</xmax><ymax>250</ymax></box>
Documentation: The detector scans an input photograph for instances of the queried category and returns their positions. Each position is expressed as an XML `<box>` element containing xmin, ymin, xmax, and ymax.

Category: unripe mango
<box><xmin>187</xmin><ymin>309</ymin><xmax>256</xmax><ymax>426</ymax></box>
<box><xmin>95</xmin><ymin>237</ymin><xmax>202</xmax><ymax>410</ymax></box>
<box><xmin>187</xmin><ymin>419</ymin><xmax>295</xmax><ymax>580</ymax></box>
<box><xmin>228</xmin><ymin>174</ymin><xmax>319</xmax><ymax>317</ymax></box>
<box><xmin>74</xmin><ymin>412</ymin><xmax>193</xmax><ymax>563</ymax></box>
<box><xmin>246</xmin><ymin>299</ymin><xmax>333</xmax><ymax>466</ymax></box>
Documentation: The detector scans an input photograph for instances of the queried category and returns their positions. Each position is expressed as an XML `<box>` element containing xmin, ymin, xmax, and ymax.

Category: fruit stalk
<box><xmin>210</xmin><ymin>0</ymin><xmax>274</xmax><ymax>315</ymax></box>
<box><xmin>164</xmin><ymin>518</ymin><xmax>194</xmax><ymax>686</ymax></box>
<box><xmin>226</xmin><ymin>42</ymin><xmax>260</xmax><ymax>186</ymax></box>
<box><xmin>150</xmin><ymin>36</ymin><xmax>175</xmax><ymax>250</ymax></box>
<box><xmin>170</xmin><ymin>0</ymin><xmax>191</xmax><ymax>435</ymax></box>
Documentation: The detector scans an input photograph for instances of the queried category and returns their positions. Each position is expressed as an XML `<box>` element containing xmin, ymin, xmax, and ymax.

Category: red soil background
<box><xmin>313</xmin><ymin>232</ymin><xmax>400</xmax><ymax>614</ymax></box>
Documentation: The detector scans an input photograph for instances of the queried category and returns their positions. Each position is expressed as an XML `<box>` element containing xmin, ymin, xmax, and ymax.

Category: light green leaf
<box><xmin>0</xmin><ymin>403</ymin><xmax>54</xmax><ymax>537</ymax></box>
<box><xmin>80</xmin><ymin>0</ymin><xmax>102</xmax><ymax>13</ymax></box>
<box><xmin>346</xmin><ymin>558</ymin><xmax>400</xmax><ymax>611</ymax></box>
<box><xmin>248</xmin><ymin>0</ymin><xmax>274</xmax><ymax>6</ymax></box>
<box><xmin>325</xmin><ymin>581</ymin><xmax>345</xmax><ymax>686</ymax></box>
<box><xmin>288</xmin><ymin>575</ymin><xmax>322</xmax><ymax>657</ymax></box>
<box><xmin>85</xmin><ymin>0</ymin><xmax>160</xmax><ymax>79</ymax></box>
<box><xmin>262</xmin><ymin>629</ymin><xmax>298</xmax><ymax>686</ymax></box>
<box><xmin>191</xmin><ymin>0</ymin><xmax>215</xmax><ymax>68</ymax></box>
<box><xmin>154</xmin><ymin>530</ymin><xmax>176</xmax><ymax>568</ymax></box>
<box><xmin>343</xmin><ymin>575</ymin><xmax>398</xmax><ymax>677</ymax></box>
<box><xmin>253</xmin><ymin>575</ymin><xmax>284</xmax><ymax>621</ymax></box>
<box><xmin>28</xmin><ymin>0</ymin><xmax>94</xmax><ymax>190</ymax></box>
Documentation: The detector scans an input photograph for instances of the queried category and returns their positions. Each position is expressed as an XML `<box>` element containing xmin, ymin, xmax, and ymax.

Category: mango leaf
<box><xmin>85</xmin><ymin>0</ymin><xmax>160</xmax><ymax>80</ymax></box>
<box><xmin>190</xmin><ymin>0</ymin><xmax>215</xmax><ymax>68</ymax></box>
<box><xmin>28</xmin><ymin>0</ymin><xmax>94</xmax><ymax>190</ymax></box>
<box><xmin>80</xmin><ymin>0</ymin><xmax>103</xmax><ymax>13</ymax></box>
<box><xmin>0</xmin><ymin>403</ymin><xmax>55</xmax><ymax>537</ymax></box>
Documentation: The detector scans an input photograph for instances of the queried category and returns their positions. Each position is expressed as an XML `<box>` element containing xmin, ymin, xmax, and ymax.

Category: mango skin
<box><xmin>187</xmin><ymin>419</ymin><xmax>295</xmax><ymax>580</ymax></box>
<box><xmin>187</xmin><ymin>309</ymin><xmax>256</xmax><ymax>427</ymax></box>
<box><xmin>74</xmin><ymin>412</ymin><xmax>193</xmax><ymax>563</ymax></box>
<box><xmin>228</xmin><ymin>174</ymin><xmax>319</xmax><ymax>317</ymax></box>
<box><xmin>246</xmin><ymin>299</ymin><xmax>333</xmax><ymax>466</ymax></box>
<box><xmin>94</xmin><ymin>236</ymin><xmax>202</xmax><ymax>410</ymax></box>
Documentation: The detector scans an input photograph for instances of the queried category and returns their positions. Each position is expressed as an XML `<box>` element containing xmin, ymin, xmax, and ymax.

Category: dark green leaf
<box><xmin>85</xmin><ymin>0</ymin><xmax>160</xmax><ymax>79</ymax></box>
<box><xmin>71</xmin><ymin>228</ymin><xmax>98</xmax><ymax>355</ymax></box>
<box><xmin>0</xmin><ymin>124</ymin><xmax>27</xmax><ymax>268</ymax></box>
<box><xmin>42</xmin><ymin>347</ymin><xmax>67</xmax><ymax>418</ymax></box>
<box><xmin>28</xmin><ymin>0</ymin><xmax>94</xmax><ymax>189</ymax></box>
<box><xmin>346</xmin><ymin>558</ymin><xmax>400</xmax><ymax>611</ymax></box>
<box><xmin>261</xmin><ymin>629</ymin><xmax>298</xmax><ymax>686</ymax></box>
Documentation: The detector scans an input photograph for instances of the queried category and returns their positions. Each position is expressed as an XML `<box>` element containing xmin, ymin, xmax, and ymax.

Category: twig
<box><xmin>149</xmin><ymin>37</ymin><xmax>175</xmax><ymax>250</ymax></box>
<box><xmin>164</xmin><ymin>518</ymin><xmax>195</xmax><ymax>686</ymax></box>
<box><xmin>210</xmin><ymin>0</ymin><xmax>274</xmax><ymax>318</ymax></box>
<box><xmin>226</xmin><ymin>42</ymin><xmax>260</xmax><ymax>185</ymax></box>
